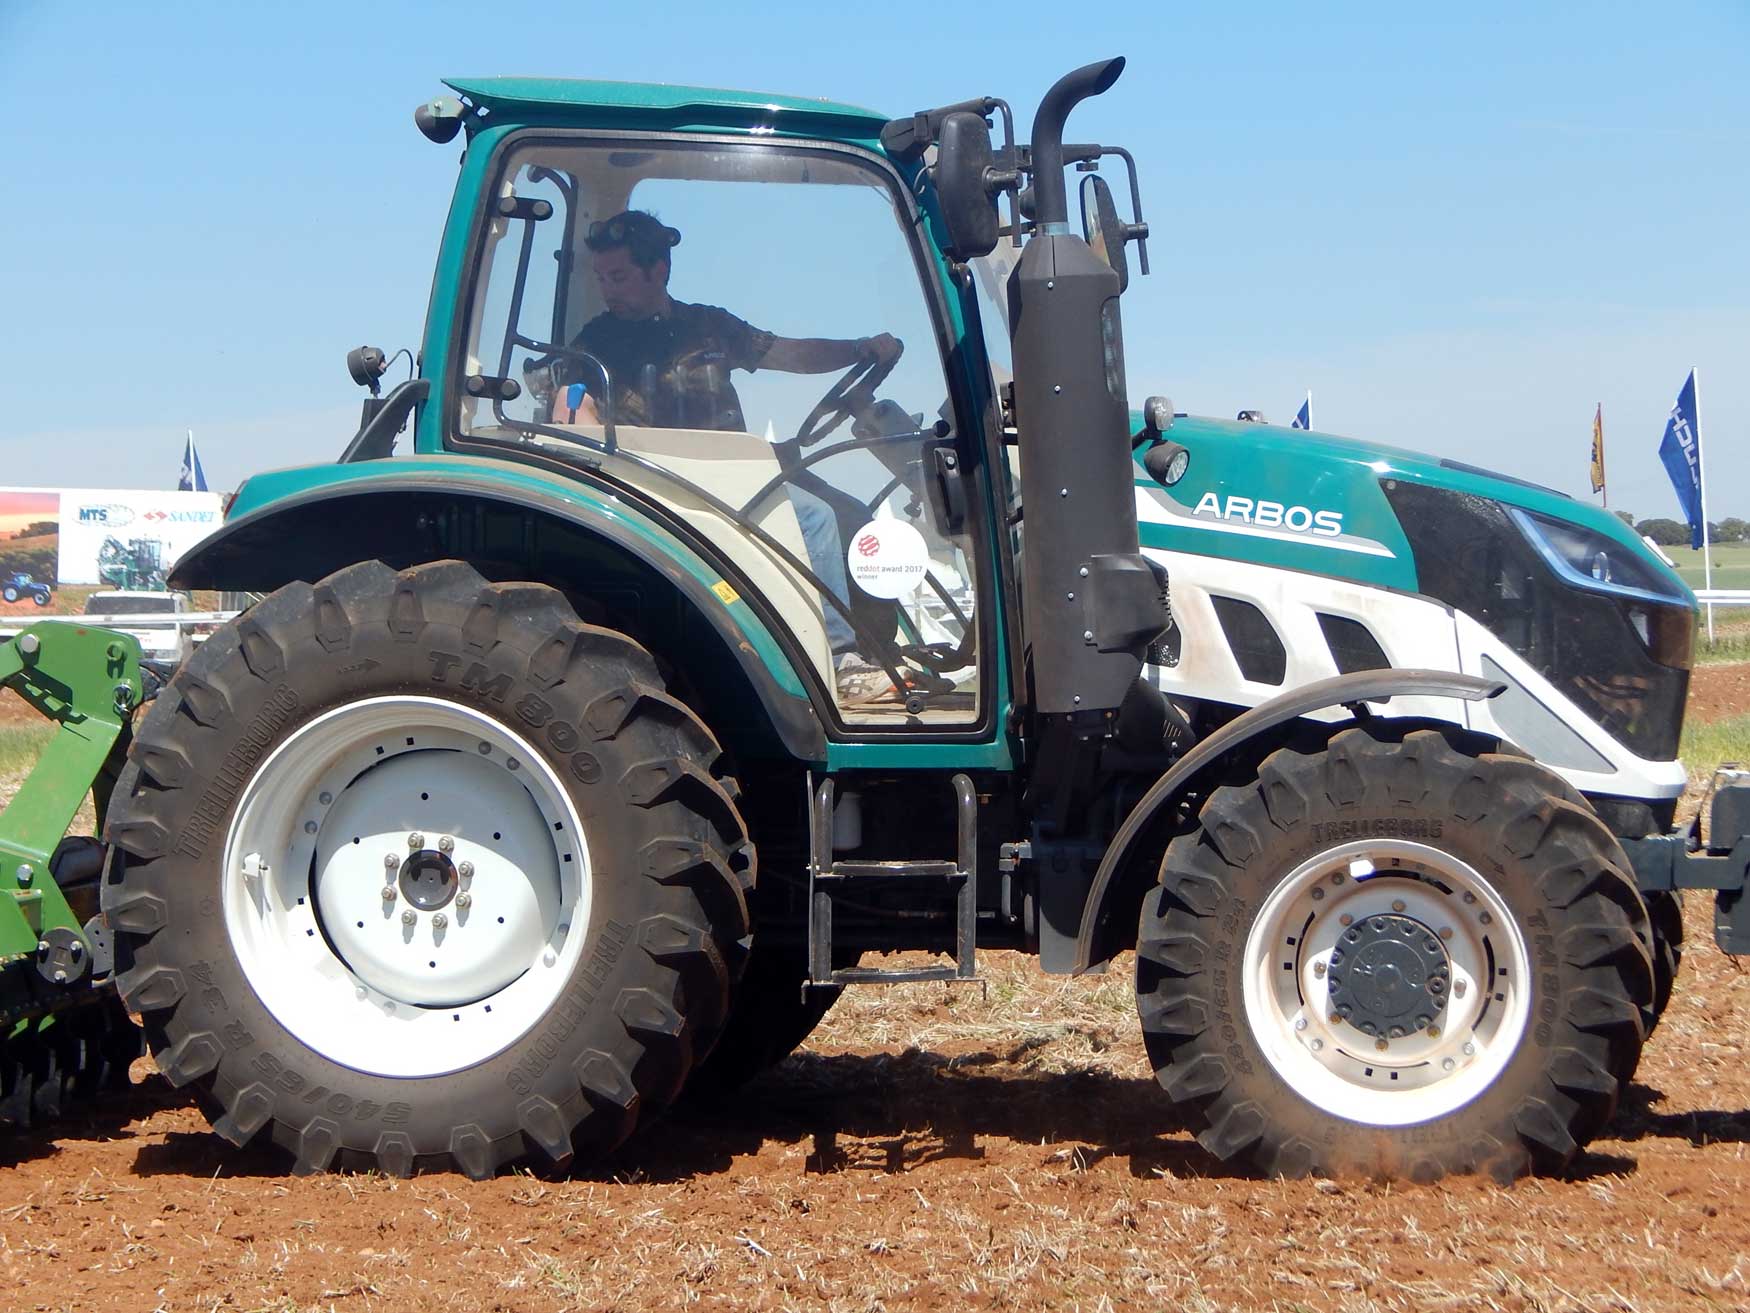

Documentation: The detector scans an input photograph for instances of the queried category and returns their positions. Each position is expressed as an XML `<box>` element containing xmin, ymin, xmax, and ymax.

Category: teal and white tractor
<box><xmin>74</xmin><ymin>59</ymin><xmax>1740</xmax><ymax>1182</ymax></box>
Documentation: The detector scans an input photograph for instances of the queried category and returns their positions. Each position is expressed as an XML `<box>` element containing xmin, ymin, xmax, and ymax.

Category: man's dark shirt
<box><xmin>570</xmin><ymin>301</ymin><xmax>775</xmax><ymax>431</ymax></box>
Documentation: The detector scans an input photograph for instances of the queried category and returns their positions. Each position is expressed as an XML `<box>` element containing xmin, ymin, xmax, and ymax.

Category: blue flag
<box><xmin>1291</xmin><ymin>392</ymin><xmax>1311</xmax><ymax>431</ymax></box>
<box><xmin>1657</xmin><ymin>369</ymin><xmax>1702</xmax><ymax>548</ymax></box>
<box><xmin>179</xmin><ymin>431</ymin><xmax>208</xmax><ymax>492</ymax></box>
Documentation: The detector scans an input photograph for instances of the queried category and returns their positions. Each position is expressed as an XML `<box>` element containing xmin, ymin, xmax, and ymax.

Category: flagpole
<box><xmin>1696</xmin><ymin>367</ymin><xmax>1713</xmax><ymax>642</ymax></box>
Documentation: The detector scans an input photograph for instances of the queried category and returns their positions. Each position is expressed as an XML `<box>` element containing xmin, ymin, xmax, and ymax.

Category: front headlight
<box><xmin>1507</xmin><ymin>508</ymin><xmax>1689</xmax><ymax>606</ymax></box>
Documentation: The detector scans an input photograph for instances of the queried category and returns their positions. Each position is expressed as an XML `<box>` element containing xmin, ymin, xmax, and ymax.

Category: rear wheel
<box><xmin>1137</xmin><ymin>723</ymin><xmax>1653</xmax><ymax>1181</ymax></box>
<box><xmin>104</xmin><ymin>560</ymin><xmax>753</xmax><ymax>1177</ymax></box>
<box><xmin>688</xmin><ymin>944</ymin><xmax>857</xmax><ymax>1092</ymax></box>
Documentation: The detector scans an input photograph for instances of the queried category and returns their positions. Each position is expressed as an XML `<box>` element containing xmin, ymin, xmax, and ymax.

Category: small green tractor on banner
<box><xmin>2</xmin><ymin>58</ymin><xmax>1744</xmax><ymax>1183</ymax></box>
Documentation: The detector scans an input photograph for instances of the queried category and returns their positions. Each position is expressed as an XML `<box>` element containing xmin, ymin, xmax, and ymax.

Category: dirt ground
<box><xmin>0</xmin><ymin>685</ymin><xmax>1746</xmax><ymax>1310</ymax></box>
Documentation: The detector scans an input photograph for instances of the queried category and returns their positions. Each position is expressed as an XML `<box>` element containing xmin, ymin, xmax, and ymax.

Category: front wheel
<box><xmin>1137</xmin><ymin>724</ymin><xmax>1653</xmax><ymax>1181</ymax></box>
<box><xmin>2</xmin><ymin>586</ymin><xmax>17</xmax><ymax>603</ymax></box>
<box><xmin>104</xmin><ymin>560</ymin><xmax>753</xmax><ymax>1177</ymax></box>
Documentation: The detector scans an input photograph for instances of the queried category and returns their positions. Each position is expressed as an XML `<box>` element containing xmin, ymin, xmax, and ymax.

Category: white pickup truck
<box><xmin>82</xmin><ymin>589</ymin><xmax>194</xmax><ymax>665</ymax></box>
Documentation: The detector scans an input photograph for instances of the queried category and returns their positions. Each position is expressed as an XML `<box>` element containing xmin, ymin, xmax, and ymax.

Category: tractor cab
<box><xmin>440</xmin><ymin>97</ymin><xmax>991</xmax><ymax>729</ymax></box>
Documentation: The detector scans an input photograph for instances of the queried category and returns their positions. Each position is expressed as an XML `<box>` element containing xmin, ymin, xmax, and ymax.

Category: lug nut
<box><xmin>408</xmin><ymin>832</ymin><xmax>425</xmax><ymax>849</ymax></box>
<box><xmin>17</xmin><ymin>863</ymin><xmax>33</xmax><ymax>887</ymax></box>
<box><xmin>1453</xmin><ymin>981</ymin><xmax>1467</xmax><ymax>998</ymax></box>
<box><xmin>1462</xmin><ymin>1041</ymin><xmax>1476</xmax><ymax>1056</ymax></box>
<box><xmin>439</xmin><ymin>836</ymin><xmax>455</xmax><ymax>854</ymax></box>
<box><xmin>1427</xmin><ymin>1025</ymin><xmax>1441</xmax><ymax>1038</ymax></box>
<box><xmin>1329</xmin><ymin>1011</ymin><xmax>1342</xmax><ymax>1026</ymax></box>
<box><xmin>1311</xmin><ymin>1038</ymin><xmax>1324</xmax><ymax>1051</ymax></box>
<box><xmin>1294</xmin><ymin>1017</ymin><xmax>1308</xmax><ymax>1031</ymax></box>
<box><xmin>1479</xmin><ymin>912</ymin><xmax>1492</xmax><ymax>925</ymax></box>
<box><xmin>1442</xmin><ymin>1057</ymin><xmax>1456</xmax><ymax>1071</ymax></box>
<box><xmin>433</xmin><ymin>913</ymin><xmax>448</xmax><ymax>930</ymax></box>
<box><xmin>456</xmin><ymin>892</ymin><xmax>472</xmax><ymax>910</ymax></box>
<box><xmin>401</xmin><ymin>909</ymin><xmax>417</xmax><ymax>927</ymax></box>
<box><xmin>1313</xmin><ymin>961</ymin><xmax>1327</xmax><ymax>978</ymax></box>
<box><xmin>1375</xmin><ymin>1038</ymin><xmax>1389</xmax><ymax>1052</ymax></box>
<box><xmin>1439</xmin><ymin>926</ymin><xmax>1453</xmax><ymax>940</ymax></box>
<box><xmin>384</xmin><ymin>853</ymin><xmax>400</xmax><ymax>869</ymax></box>
<box><xmin>1339</xmin><ymin>914</ymin><xmax>1353</xmax><ymax>926</ymax></box>
<box><xmin>381</xmin><ymin>885</ymin><xmax>396</xmax><ymax>902</ymax></box>
<box><xmin>458</xmin><ymin>861</ymin><xmax>474</xmax><ymax>879</ymax></box>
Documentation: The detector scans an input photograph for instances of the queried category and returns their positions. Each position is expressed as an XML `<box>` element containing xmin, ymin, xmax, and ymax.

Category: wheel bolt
<box><xmin>1439</xmin><ymin>926</ymin><xmax>1453</xmax><ymax>939</ymax></box>
<box><xmin>401</xmin><ymin>909</ymin><xmax>417</xmax><ymax>926</ymax></box>
<box><xmin>456</xmin><ymin>892</ymin><xmax>472</xmax><ymax>910</ymax></box>
<box><xmin>1462</xmin><ymin>892</ymin><xmax>1476</xmax><ymax>905</ymax></box>
<box><xmin>1442</xmin><ymin>1057</ymin><xmax>1456</xmax><ymax>1072</ymax></box>
<box><xmin>1454</xmin><ymin>981</ymin><xmax>1467</xmax><ymax>998</ymax></box>
<box><xmin>1311</xmin><ymin>887</ymin><xmax>1325</xmax><ymax>901</ymax></box>
<box><xmin>408</xmin><ymin>832</ymin><xmax>425</xmax><ymax>849</ymax></box>
<box><xmin>1427</xmin><ymin>1025</ymin><xmax>1441</xmax><ymax>1039</ymax></box>
<box><xmin>458</xmin><ymin>861</ymin><xmax>474</xmax><ymax>879</ymax></box>
<box><xmin>1329</xmin><ymin>1011</ymin><xmax>1342</xmax><ymax>1026</ymax></box>
<box><xmin>1462</xmin><ymin>1041</ymin><xmax>1476</xmax><ymax>1056</ymax></box>
<box><xmin>439</xmin><ymin>836</ymin><xmax>455</xmax><ymax>854</ymax></box>
<box><xmin>1313</xmin><ymin>961</ymin><xmax>1326</xmax><ymax>978</ymax></box>
<box><xmin>1391</xmin><ymin>899</ymin><xmax>1406</xmax><ymax>913</ymax></box>
<box><xmin>381</xmin><ymin>885</ymin><xmax>396</xmax><ymax>901</ymax></box>
<box><xmin>1311</xmin><ymin>1038</ymin><xmax>1324</xmax><ymax>1051</ymax></box>
<box><xmin>1479</xmin><ymin>912</ymin><xmax>1492</xmax><ymax>925</ymax></box>
<box><xmin>433</xmin><ymin>913</ymin><xmax>448</xmax><ymax>930</ymax></box>
<box><xmin>1339</xmin><ymin>914</ymin><xmax>1353</xmax><ymax>926</ymax></box>
<box><xmin>1294</xmin><ymin>1017</ymin><xmax>1308</xmax><ymax>1031</ymax></box>
<box><xmin>384</xmin><ymin>853</ymin><xmax>400</xmax><ymax>869</ymax></box>
<box><xmin>1375</xmin><ymin>1038</ymin><xmax>1389</xmax><ymax>1052</ymax></box>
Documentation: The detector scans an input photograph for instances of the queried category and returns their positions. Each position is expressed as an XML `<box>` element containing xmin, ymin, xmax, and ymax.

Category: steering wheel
<box><xmin>793</xmin><ymin>347</ymin><xmax>900</xmax><ymax>447</ymax></box>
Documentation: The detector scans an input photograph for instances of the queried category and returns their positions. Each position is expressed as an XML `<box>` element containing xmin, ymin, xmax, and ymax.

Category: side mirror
<box><xmin>1080</xmin><ymin>174</ymin><xmax>1129</xmax><ymax>293</ymax></box>
<box><xmin>934</xmin><ymin>112</ymin><xmax>1001</xmax><ymax>261</ymax></box>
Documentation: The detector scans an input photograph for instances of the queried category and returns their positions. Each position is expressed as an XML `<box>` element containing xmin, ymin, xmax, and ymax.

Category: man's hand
<box><xmin>857</xmin><ymin>333</ymin><xmax>903</xmax><ymax>366</ymax></box>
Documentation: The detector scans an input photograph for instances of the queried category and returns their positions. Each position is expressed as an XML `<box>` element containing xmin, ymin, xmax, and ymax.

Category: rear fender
<box><xmin>1070</xmin><ymin>668</ymin><xmax>1504</xmax><ymax>974</ymax></box>
<box><xmin>171</xmin><ymin>472</ymin><xmax>826</xmax><ymax>761</ymax></box>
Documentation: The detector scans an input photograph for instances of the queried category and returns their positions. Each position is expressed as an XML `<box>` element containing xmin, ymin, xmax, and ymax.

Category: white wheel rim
<box><xmin>1241</xmin><ymin>839</ymin><xmax>1531</xmax><ymax>1126</ymax></box>
<box><xmin>222</xmin><ymin>696</ymin><xmax>590</xmax><ymax>1078</ymax></box>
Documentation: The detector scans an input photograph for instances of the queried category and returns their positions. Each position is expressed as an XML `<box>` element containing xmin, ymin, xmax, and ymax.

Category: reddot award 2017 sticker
<box><xmin>846</xmin><ymin>520</ymin><xmax>928</xmax><ymax>600</ymax></box>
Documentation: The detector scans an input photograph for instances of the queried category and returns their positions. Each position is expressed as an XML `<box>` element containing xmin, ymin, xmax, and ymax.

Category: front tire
<box><xmin>103</xmin><ymin>560</ymin><xmax>753</xmax><ymax>1178</ymax></box>
<box><xmin>2</xmin><ymin>586</ymin><xmax>17</xmax><ymax>603</ymax></box>
<box><xmin>1137</xmin><ymin>724</ymin><xmax>1653</xmax><ymax>1181</ymax></box>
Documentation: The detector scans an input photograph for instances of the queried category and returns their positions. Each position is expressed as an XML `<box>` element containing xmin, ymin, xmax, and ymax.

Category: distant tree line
<box><xmin>1615</xmin><ymin>510</ymin><xmax>1750</xmax><ymax>546</ymax></box>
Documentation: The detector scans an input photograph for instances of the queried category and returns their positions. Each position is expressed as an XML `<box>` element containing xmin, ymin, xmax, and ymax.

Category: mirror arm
<box><xmin>341</xmin><ymin>378</ymin><xmax>429</xmax><ymax>464</ymax></box>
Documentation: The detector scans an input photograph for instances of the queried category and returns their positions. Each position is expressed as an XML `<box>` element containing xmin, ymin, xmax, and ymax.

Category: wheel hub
<box><xmin>1326</xmin><ymin>912</ymin><xmax>1450</xmax><ymax>1038</ymax></box>
<box><xmin>399</xmin><ymin>849</ymin><xmax>460</xmax><ymax>911</ymax></box>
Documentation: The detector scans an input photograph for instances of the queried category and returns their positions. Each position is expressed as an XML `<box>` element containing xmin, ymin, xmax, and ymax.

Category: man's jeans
<box><xmin>788</xmin><ymin>488</ymin><xmax>856</xmax><ymax>654</ymax></box>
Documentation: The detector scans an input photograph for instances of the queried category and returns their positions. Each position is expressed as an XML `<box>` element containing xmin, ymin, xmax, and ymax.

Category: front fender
<box><xmin>1071</xmin><ymin>668</ymin><xmax>1505</xmax><ymax>974</ymax></box>
<box><xmin>172</xmin><ymin>457</ymin><xmax>826</xmax><ymax>761</ymax></box>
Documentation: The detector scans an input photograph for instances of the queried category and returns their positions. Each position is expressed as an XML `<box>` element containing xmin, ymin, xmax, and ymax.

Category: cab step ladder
<box><xmin>807</xmin><ymin>773</ymin><xmax>978</xmax><ymax>986</ymax></box>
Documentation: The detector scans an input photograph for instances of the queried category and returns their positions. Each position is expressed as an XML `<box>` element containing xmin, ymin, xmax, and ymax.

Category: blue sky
<box><xmin>1</xmin><ymin>1</ymin><xmax>1744</xmax><ymax>525</ymax></box>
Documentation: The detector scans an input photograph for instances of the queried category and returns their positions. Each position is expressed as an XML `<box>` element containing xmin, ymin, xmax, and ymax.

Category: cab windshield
<box><xmin>457</xmin><ymin>136</ymin><xmax>984</xmax><ymax>729</ymax></box>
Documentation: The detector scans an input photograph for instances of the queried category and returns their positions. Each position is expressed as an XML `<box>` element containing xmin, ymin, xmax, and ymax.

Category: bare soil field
<box><xmin>0</xmin><ymin>686</ymin><xmax>1746</xmax><ymax>1310</ymax></box>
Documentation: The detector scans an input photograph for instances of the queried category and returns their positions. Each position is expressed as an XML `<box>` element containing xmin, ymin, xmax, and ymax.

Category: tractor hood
<box><xmin>1135</xmin><ymin>412</ymin><xmax>1694</xmax><ymax>606</ymax></box>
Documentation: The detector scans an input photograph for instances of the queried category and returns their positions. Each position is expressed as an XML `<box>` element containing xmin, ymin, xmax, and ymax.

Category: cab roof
<box><xmin>442</xmin><ymin>77</ymin><xmax>888</xmax><ymax>134</ymax></box>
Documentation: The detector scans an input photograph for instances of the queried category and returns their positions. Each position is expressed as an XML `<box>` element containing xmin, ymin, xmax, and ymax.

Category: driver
<box><xmin>554</xmin><ymin>209</ymin><xmax>904</xmax><ymax>704</ymax></box>
<box><xmin>554</xmin><ymin>210</ymin><xmax>900</xmax><ymax>429</ymax></box>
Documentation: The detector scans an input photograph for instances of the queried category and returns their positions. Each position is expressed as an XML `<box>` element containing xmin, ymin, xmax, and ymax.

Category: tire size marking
<box><xmin>175</xmin><ymin>685</ymin><xmax>303</xmax><ymax>858</ymax></box>
<box><xmin>1308</xmin><ymin>817</ymin><xmax>1443</xmax><ymax>844</ymax></box>
<box><xmin>248</xmin><ymin>1051</ymin><xmax>411</xmax><ymax>1124</ymax></box>
<box><xmin>507</xmin><ymin>918</ymin><xmax>631</xmax><ymax>1096</ymax></box>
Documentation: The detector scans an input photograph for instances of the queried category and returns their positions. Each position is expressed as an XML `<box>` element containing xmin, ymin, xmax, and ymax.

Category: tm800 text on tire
<box><xmin>102</xmin><ymin>560</ymin><xmax>752</xmax><ymax>1178</ymax></box>
<box><xmin>1136</xmin><ymin>723</ymin><xmax>1654</xmax><ymax>1182</ymax></box>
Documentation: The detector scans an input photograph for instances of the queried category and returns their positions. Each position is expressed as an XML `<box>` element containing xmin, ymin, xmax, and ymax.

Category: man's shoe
<box><xmin>834</xmin><ymin>652</ymin><xmax>897</xmax><ymax>706</ymax></box>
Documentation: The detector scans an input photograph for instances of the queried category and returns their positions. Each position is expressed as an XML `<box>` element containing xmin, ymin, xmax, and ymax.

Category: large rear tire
<box><xmin>1136</xmin><ymin>723</ymin><xmax>1653</xmax><ymax>1181</ymax></box>
<box><xmin>103</xmin><ymin>560</ymin><xmax>752</xmax><ymax>1178</ymax></box>
<box><xmin>688</xmin><ymin>944</ymin><xmax>857</xmax><ymax>1093</ymax></box>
